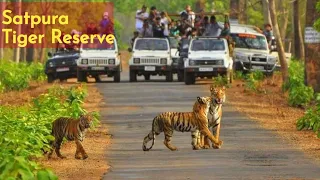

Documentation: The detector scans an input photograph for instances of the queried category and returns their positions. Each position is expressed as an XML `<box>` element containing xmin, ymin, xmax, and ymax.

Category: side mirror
<box><xmin>128</xmin><ymin>48</ymin><xmax>132</xmax><ymax>52</ymax></box>
<box><xmin>47</xmin><ymin>52</ymin><xmax>52</xmax><ymax>57</ymax></box>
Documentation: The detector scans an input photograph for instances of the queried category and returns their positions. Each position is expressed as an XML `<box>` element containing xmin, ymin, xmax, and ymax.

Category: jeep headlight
<box><xmin>160</xmin><ymin>58</ymin><xmax>167</xmax><ymax>64</ymax></box>
<box><xmin>216</xmin><ymin>60</ymin><xmax>224</xmax><ymax>65</ymax></box>
<box><xmin>82</xmin><ymin>59</ymin><xmax>88</xmax><ymax>64</ymax></box>
<box><xmin>133</xmin><ymin>58</ymin><xmax>140</xmax><ymax>64</ymax></box>
<box><xmin>235</xmin><ymin>54</ymin><xmax>248</xmax><ymax>61</ymax></box>
<box><xmin>48</xmin><ymin>61</ymin><xmax>55</xmax><ymax>67</ymax></box>
<box><xmin>189</xmin><ymin>60</ymin><xmax>195</xmax><ymax>66</ymax></box>
<box><xmin>269</xmin><ymin>57</ymin><xmax>277</xmax><ymax>63</ymax></box>
<box><xmin>108</xmin><ymin>59</ymin><xmax>115</xmax><ymax>64</ymax></box>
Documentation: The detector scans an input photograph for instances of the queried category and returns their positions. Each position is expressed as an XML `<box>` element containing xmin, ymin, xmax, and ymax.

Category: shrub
<box><xmin>0</xmin><ymin>84</ymin><xmax>99</xmax><ymax>179</ymax></box>
<box><xmin>283</xmin><ymin>60</ymin><xmax>314</xmax><ymax>107</ymax></box>
<box><xmin>244</xmin><ymin>71</ymin><xmax>265</xmax><ymax>92</ymax></box>
<box><xmin>297</xmin><ymin>94</ymin><xmax>320</xmax><ymax>138</ymax></box>
<box><xmin>213</xmin><ymin>75</ymin><xmax>229</xmax><ymax>87</ymax></box>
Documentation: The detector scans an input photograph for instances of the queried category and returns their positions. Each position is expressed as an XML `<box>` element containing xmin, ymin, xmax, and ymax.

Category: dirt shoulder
<box><xmin>1</xmin><ymin>80</ymin><xmax>111</xmax><ymax>180</ymax></box>
<box><xmin>227</xmin><ymin>74</ymin><xmax>320</xmax><ymax>161</ymax></box>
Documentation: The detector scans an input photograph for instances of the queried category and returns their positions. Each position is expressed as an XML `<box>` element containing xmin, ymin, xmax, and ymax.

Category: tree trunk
<box><xmin>195</xmin><ymin>0</ymin><xmax>205</xmax><ymax>12</ymax></box>
<box><xmin>0</xmin><ymin>0</ymin><xmax>6</xmax><ymax>60</ymax></box>
<box><xmin>279</xmin><ymin>0</ymin><xmax>289</xmax><ymax>42</ymax></box>
<box><xmin>269</xmin><ymin>0</ymin><xmax>289</xmax><ymax>83</ymax></box>
<box><xmin>26</xmin><ymin>48</ymin><xmax>35</xmax><ymax>63</ymax></box>
<box><xmin>13</xmin><ymin>0</ymin><xmax>22</xmax><ymax>63</ymax></box>
<box><xmin>238</xmin><ymin>0</ymin><xmax>247</xmax><ymax>24</ymax></box>
<box><xmin>304</xmin><ymin>0</ymin><xmax>320</xmax><ymax>92</ymax></box>
<box><xmin>229</xmin><ymin>0</ymin><xmax>239</xmax><ymax>23</ymax></box>
<box><xmin>293</xmin><ymin>0</ymin><xmax>305</xmax><ymax>60</ymax></box>
<box><xmin>262</xmin><ymin>0</ymin><xmax>272</xmax><ymax>25</ymax></box>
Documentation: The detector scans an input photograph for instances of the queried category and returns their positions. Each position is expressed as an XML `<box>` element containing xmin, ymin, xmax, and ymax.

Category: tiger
<box><xmin>48</xmin><ymin>113</ymin><xmax>94</xmax><ymax>159</ymax></box>
<box><xmin>197</xmin><ymin>85</ymin><xmax>226</xmax><ymax>149</ymax></box>
<box><xmin>142</xmin><ymin>96</ymin><xmax>223</xmax><ymax>151</ymax></box>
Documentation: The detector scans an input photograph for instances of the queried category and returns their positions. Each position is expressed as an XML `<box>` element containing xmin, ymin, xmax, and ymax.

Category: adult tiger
<box><xmin>198</xmin><ymin>85</ymin><xmax>226</xmax><ymax>149</ymax></box>
<box><xmin>48</xmin><ymin>113</ymin><xmax>94</xmax><ymax>159</ymax></box>
<box><xmin>142</xmin><ymin>96</ymin><xmax>223</xmax><ymax>151</ymax></box>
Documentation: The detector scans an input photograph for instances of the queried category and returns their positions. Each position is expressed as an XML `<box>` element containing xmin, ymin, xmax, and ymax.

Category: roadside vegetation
<box><xmin>0</xmin><ymin>60</ymin><xmax>46</xmax><ymax>93</ymax></box>
<box><xmin>0</xmin><ymin>84</ymin><xmax>100</xmax><ymax>179</ymax></box>
<box><xmin>213</xmin><ymin>58</ymin><xmax>319</xmax><ymax>138</ymax></box>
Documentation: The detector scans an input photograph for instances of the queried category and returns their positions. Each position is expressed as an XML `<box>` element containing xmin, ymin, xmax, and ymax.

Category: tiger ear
<box><xmin>197</xmin><ymin>96</ymin><xmax>204</xmax><ymax>104</ymax></box>
<box><xmin>222</xmin><ymin>86</ymin><xmax>226</xmax><ymax>90</ymax></box>
<box><xmin>210</xmin><ymin>85</ymin><xmax>214</xmax><ymax>92</ymax></box>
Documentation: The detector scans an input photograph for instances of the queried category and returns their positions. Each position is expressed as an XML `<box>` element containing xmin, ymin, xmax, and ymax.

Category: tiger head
<box><xmin>210</xmin><ymin>85</ymin><xmax>226</xmax><ymax>105</ymax></box>
<box><xmin>193</xmin><ymin>96</ymin><xmax>212</xmax><ymax>115</ymax></box>
<box><xmin>79</xmin><ymin>113</ymin><xmax>94</xmax><ymax>128</ymax></box>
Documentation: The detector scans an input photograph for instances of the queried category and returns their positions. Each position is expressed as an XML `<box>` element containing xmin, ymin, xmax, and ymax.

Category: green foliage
<box><xmin>297</xmin><ymin>94</ymin><xmax>320</xmax><ymax>138</ymax></box>
<box><xmin>233</xmin><ymin>71</ymin><xmax>245</xmax><ymax>80</ymax></box>
<box><xmin>314</xmin><ymin>1</ymin><xmax>320</xmax><ymax>31</ymax></box>
<box><xmin>283</xmin><ymin>60</ymin><xmax>314</xmax><ymax>107</ymax></box>
<box><xmin>243</xmin><ymin>71</ymin><xmax>265</xmax><ymax>92</ymax></box>
<box><xmin>0</xmin><ymin>61</ymin><xmax>46</xmax><ymax>93</ymax></box>
<box><xmin>213</xmin><ymin>75</ymin><xmax>229</xmax><ymax>87</ymax></box>
<box><xmin>0</xmin><ymin>85</ymin><xmax>100</xmax><ymax>179</ymax></box>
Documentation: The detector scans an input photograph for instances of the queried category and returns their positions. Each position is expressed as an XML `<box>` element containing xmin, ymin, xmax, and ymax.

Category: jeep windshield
<box><xmin>81</xmin><ymin>38</ymin><xmax>115</xmax><ymax>50</ymax></box>
<box><xmin>230</xmin><ymin>33</ymin><xmax>268</xmax><ymax>50</ymax></box>
<box><xmin>190</xmin><ymin>39</ymin><xmax>225</xmax><ymax>51</ymax></box>
<box><xmin>134</xmin><ymin>39</ymin><xmax>169</xmax><ymax>51</ymax></box>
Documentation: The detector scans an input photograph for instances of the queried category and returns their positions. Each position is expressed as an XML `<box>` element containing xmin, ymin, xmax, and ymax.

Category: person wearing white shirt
<box><xmin>136</xmin><ymin>5</ymin><xmax>149</xmax><ymax>33</ymax></box>
<box><xmin>180</xmin><ymin>5</ymin><xmax>195</xmax><ymax>28</ymax></box>
<box><xmin>160</xmin><ymin>11</ymin><xmax>171</xmax><ymax>37</ymax></box>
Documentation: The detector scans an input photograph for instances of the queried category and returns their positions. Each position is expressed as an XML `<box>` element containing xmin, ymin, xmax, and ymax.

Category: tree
<box><xmin>293</xmin><ymin>0</ymin><xmax>305</xmax><ymax>60</ymax></box>
<box><xmin>262</xmin><ymin>0</ymin><xmax>271</xmax><ymax>25</ymax></box>
<box><xmin>269</xmin><ymin>0</ymin><xmax>289</xmax><ymax>82</ymax></box>
<box><xmin>229</xmin><ymin>0</ymin><xmax>239</xmax><ymax>23</ymax></box>
<box><xmin>13</xmin><ymin>0</ymin><xmax>22</xmax><ymax>63</ymax></box>
<box><xmin>238</xmin><ymin>0</ymin><xmax>247</xmax><ymax>24</ymax></box>
<box><xmin>304</xmin><ymin>0</ymin><xmax>320</xmax><ymax>92</ymax></box>
<box><xmin>0</xmin><ymin>0</ymin><xmax>6</xmax><ymax>60</ymax></box>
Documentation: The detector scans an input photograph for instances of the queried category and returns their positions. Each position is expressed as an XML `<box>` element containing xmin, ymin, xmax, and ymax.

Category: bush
<box><xmin>213</xmin><ymin>75</ymin><xmax>229</xmax><ymax>87</ymax></box>
<box><xmin>0</xmin><ymin>61</ymin><xmax>46</xmax><ymax>92</ymax></box>
<box><xmin>283</xmin><ymin>60</ymin><xmax>314</xmax><ymax>107</ymax></box>
<box><xmin>244</xmin><ymin>71</ymin><xmax>265</xmax><ymax>92</ymax></box>
<box><xmin>297</xmin><ymin>94</ymin><xmax>320</xmax><ymax>138</ymax></box>
<box><xmin>0</xmin><ymin>84</ymin><xmax>99</xmax><ymax>179</ymax></box>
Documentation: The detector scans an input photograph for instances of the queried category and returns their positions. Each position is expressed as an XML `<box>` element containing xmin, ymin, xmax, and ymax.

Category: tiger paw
<box><xmin>82</xmin><ymin>154</ymin><xmax>88</xmax><ymax>160</ymax></box>
<box><xmin>213</xmin><ymin>140</ymin><xmax>223</xmax><ymax>149</ymax></box>
<box><xmin>203</xmin><ymin>145</ymin><xmax>210</xmax><ymax>149</ymax></box>
<box><xmin>192</xmin><ymin>145</ymin><xmax>201</xmax><ymax>150</ymax></box>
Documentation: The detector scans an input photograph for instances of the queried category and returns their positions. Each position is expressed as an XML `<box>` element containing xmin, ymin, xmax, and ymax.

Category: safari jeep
<box><xmin>184</xmin><ymin>37</ymin><xmax>233</xmax><ymax>85</ymax></box>
<box><xmin>77</xmin><ymin>37</ymin><xmax>121</xmax><ymax>82</ymax></box>
<box><xmin>230</xmin><ymin>24</ymin><xmax>278</xmax><ymax>75</ymax></box>
<box><xmin>128</xmin><ymin>37</ymin><xmax>173</xmax><ymax>82</ymax></box>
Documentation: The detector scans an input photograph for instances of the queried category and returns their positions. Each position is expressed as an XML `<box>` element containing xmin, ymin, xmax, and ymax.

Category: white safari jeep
<box><xmin>230</xmin><ymin>24</ymin><xmax>278</xmax><ymax>75</ymax></box>
<box><xmin>128</xmin><ymin>37</ymin><xmax>173</xmax><ymax>82</ymax></box>
<box><xmin>77</xmin><ymin>37</ymin><xmax>121</xmax><ymax>82</ymax></box>
<box><xmin>184</xmin><ymin>37</ymin><xmax>233</xmax><ymax>85</ymax></box>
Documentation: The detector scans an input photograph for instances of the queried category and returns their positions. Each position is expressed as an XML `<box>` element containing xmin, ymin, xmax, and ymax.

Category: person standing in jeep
<box><xmin>136</xmin><ymin>5</ymin><xmax>149</xmax><ymax>33</ymax></box>
<box><xmin>153</xmin><ymin>17</ymin><xmax>165</xmax><ymax>38</ymax></box>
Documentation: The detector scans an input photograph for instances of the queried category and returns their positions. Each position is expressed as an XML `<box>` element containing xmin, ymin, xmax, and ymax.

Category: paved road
<box><xmin>97</xmin><ymin>72</ymin><xmax>320</xmax><ymax>180</ymax></box>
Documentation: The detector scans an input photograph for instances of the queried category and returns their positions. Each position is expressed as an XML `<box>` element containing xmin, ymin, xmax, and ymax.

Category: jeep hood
<box><xmin>132</xmin><ymin>51</ymin><xmax>170</xmax><ymax>58</ymax></box>
<box><xmin>80</xmin><ymin>50</ymin><xmax>117</xmax><ymax>58</ymax></box>
<box><xmin>234</xmin><ymin>48</ymin><xmax>272</xmax><ymax>56</ymax></box>
<box><xmin>188</xmin><ymin>51</ymin><xmax>227</xmax><ymax>59</ymax></box>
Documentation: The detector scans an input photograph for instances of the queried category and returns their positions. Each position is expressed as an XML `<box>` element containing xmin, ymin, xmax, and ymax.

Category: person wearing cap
<box><xmin>160</xmin><ymin>11</ymin><xmax>171</xmax><ymax>37</ymax></box>
<box><xmin>136</xmin><ymin>5</ymin><xmax>149</xmax><ymax>33</ymax></box>
<box><xmin>152</xmin><ymin>17</ymin><xmax>165</xmax><ymax>38</ymax></box>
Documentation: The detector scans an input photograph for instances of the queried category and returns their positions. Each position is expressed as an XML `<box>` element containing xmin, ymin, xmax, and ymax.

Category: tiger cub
<box><xmin>197</xmin><ymin>85</ymin><xmax>226</xmax><ymax>149</ymax></box>
<box><xmin>48</xmin><ymin>113</ymin><xmax>94</xmax><ymax>159</ymax></box>
<box><xmin>142</xmin><ymin>96</ymin><xmax>223</xmax><ymax>151</ymax></box>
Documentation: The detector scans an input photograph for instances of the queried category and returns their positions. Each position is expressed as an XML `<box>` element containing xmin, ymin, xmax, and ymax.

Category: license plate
<box><xmin>252</xmin><ymin>65</ymin><xmax>264</xmax><ymax>70</ymax></box>
<box><xmin>144</xmin><ymin>66</ymin><xmax>155</xmax><ymax>71</ymax></box>
<box><xmin>92</xmin><ymin>67</ymin><xmax>105</xmax><ymax>70</ymax></box>
<box><xmin>199</xmin><ymin>67</ymin><xmax>213</xmax><ymax>72</ymax></box>
<box><xmin>56</xmin><ymin>67</ymin><xmax>69</xmax><ymax>72</ymax></box>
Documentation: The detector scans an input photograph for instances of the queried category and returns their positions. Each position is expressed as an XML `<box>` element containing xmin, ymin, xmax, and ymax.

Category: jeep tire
<box><xmin>77</xmin><ymin>70</ymin><xmax>87</xmax><ymax>82</ymax></box>
<box><xmin>177</xmin><ymin>70</ymin><xmax>184</xmax><ymax>82</ymax></box>
<box><xmin>47</xmin><ymin>74</ymin><xmax>54</xmax><ymax>83</ymax></box>
<box><xmin>144</xmin><ymin>74</ymin><xmax>150</xmax><ymax>81</ymax></box>
<box><xmin>114</xmin><ymin>70</ymin><xmax>121</xmax><ymax>82</ymax></box>
<box><xmin>129</xmin><ymin>70</ymin><xmax>137</xmax><ymax>82</ymax></box>
<box><xmin>184</xmin><ymin>71</ymin><xmax>195</xmax><ymax>85</ymax></box>
<box><xmin>165</xmin><ymin>71</ymin><xmax>173</xmax><ymax>82</ymax></box>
